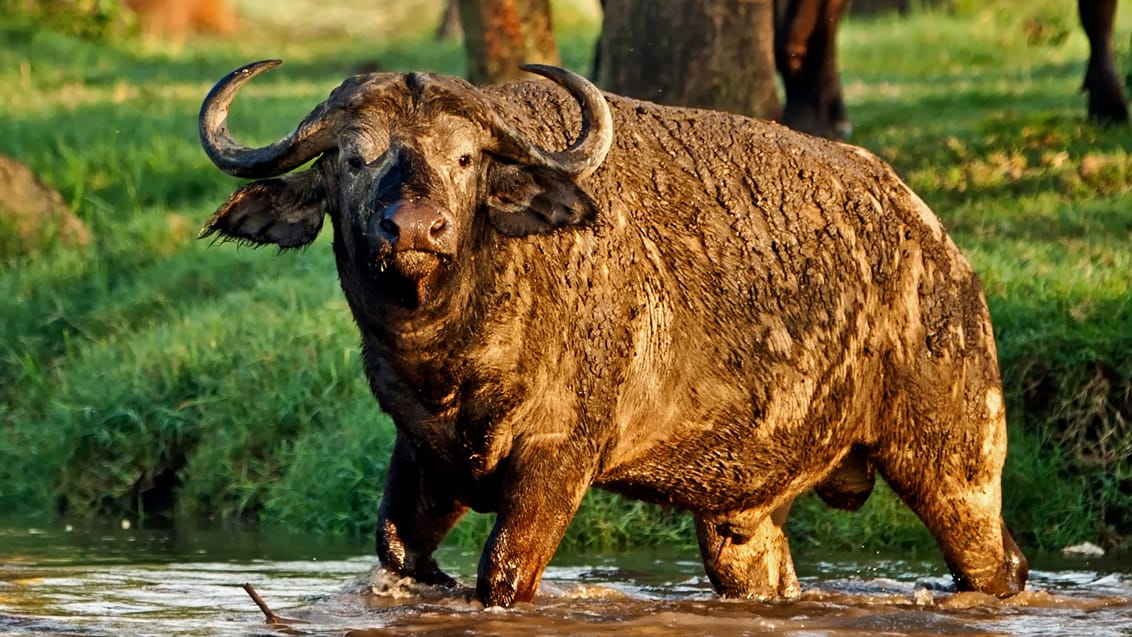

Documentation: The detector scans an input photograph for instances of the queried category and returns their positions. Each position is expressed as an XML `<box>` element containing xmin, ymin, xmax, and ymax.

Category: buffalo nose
<box><xmin>372</xmin><ymin>200</ymin><xmax>451</xmax><ymax>252</ymax></box>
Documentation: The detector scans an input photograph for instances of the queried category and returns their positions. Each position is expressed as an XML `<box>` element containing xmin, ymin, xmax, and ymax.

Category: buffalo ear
<box><xmin>484</xmin><ymin>164</ymin><xmax>599</xmax><ymax>237</ymax></box>
<box><xmin>199</xmin><ymin>170</ymin><xmax>326</xmax><ymax>249</ymax></box>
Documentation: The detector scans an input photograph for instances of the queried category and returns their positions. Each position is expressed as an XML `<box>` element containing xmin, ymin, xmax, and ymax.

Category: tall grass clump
<box><xmin>1</xmin><ymin>0</ymin><xmax>1130</xmax><ymax>556</ymax></box>
<box><xmin>1</xmin><ymin>0</ymin><xmax>135</xmax><ymax>41</ymax></box>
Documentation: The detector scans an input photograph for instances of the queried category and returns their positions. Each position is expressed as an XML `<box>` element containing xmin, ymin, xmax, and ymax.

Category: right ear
<box><xmin>199</xmin><ymin>169</ymin><xmax>327</xmax><ymax>249</ymax></box>
<box><xmin>484</xmin><ymin>163</ymin><xmax>600</xmax><ymax>237</ymax></box>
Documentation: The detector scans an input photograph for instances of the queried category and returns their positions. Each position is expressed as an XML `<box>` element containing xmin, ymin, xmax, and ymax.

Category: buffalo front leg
<box><xmin>476</xmin><ymin>445</ymin><xmax>594</xmax><ymax>607</ymax></box>
<box><xmin>376</xmin><ymin>433</ymin><xmax>467</xmax><ymax>587</ymax></box>
<box><xmin>694</xmin><ymin>502</ymin><xmax>801</xmax><ymax>600</ymax></box>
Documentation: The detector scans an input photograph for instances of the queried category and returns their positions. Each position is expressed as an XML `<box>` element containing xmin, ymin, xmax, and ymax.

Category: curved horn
<box><xmin>199</xmin><ymin>60</ymin><xmax>341</xmax><ymax>179</ymax></box>
<box><xmin>489</xmin><ymin>64</ymin><xmax>614</xmax><ymax>181</ymax></box>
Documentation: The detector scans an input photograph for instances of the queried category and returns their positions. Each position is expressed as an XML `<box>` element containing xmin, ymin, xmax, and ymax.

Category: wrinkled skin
<box><xmin>199</xmin><ymin>62</ymin><xmax>1028</xmax><ymax>607</ymax></box>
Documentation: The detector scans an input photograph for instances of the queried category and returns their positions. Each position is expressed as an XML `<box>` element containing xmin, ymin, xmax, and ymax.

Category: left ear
<box><xmin>484</xmin><ymin>164</ymin><xmax>600</xmax><ymax>237</ymax></box>
<box><xmin>199</xmin><ymin>169</ymin><xmax>327</xmax><ymax>249</ymax></box>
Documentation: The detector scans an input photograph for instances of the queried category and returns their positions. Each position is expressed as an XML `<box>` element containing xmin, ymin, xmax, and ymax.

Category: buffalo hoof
<box><xmin>1084</xmin><ymin>67</ymin><xmax>1130</xmax><ymax>125</ymax></box>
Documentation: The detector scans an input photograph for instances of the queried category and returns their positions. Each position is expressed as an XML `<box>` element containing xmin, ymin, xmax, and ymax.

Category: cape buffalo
<box><xmin>198</xmin><ymin>60</ymin><xmax>1028</xmax><ymax>607</ymax></box>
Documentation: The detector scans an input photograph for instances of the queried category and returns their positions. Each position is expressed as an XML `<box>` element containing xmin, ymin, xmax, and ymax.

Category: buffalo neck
<box><xmin>361</xmin><ymin>225</ymin><xmax>524</xmax><ymax>400</ymax></box>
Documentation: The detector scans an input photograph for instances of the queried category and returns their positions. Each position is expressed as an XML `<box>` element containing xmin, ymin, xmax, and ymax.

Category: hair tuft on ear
<box><xmin>200</xmin><ymin>171</ymin><xmax>328</xmax><ymax>249</ymax></box>
<box><xmin>485</xmin><ymin>164</ymin><xmax>599</xmax><ymax>237</ymax></box>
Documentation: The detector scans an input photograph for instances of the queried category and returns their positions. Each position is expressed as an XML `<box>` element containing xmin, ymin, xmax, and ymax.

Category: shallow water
<box><xmin>0</xmin><ymin>522</ymin><xmax>1129</xmax><ymax>636</ymax></box>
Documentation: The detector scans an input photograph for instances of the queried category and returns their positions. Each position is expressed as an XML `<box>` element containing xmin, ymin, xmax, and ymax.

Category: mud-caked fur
<box><xmin>199</xmin><ymin>65</ymin><xmax>1028</xmax><ymax>607</ymax></box>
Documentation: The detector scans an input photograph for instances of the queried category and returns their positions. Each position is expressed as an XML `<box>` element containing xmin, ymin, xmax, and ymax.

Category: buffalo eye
<box><xmin>345</xmin><ymin>155</ymin><xmax>365</xmax><ymax>173</ymax></box>
<box><xmin>457</xmin><ymin>154</ymin><xmax>472</xmax><ymax>168</ymax></box>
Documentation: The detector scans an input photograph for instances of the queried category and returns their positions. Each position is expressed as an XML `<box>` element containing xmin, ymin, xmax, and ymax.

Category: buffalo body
<box><xmin>199</xmin><ymin>61</ymin><xmax>1028</xmax><ymax>607</ymax></box>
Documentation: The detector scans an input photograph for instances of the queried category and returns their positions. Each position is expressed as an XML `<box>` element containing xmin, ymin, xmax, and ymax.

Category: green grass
<box><xmin>1</xmin><ymin>0</ymin><xmax>1130</xmax><ymax>559</ymax></box>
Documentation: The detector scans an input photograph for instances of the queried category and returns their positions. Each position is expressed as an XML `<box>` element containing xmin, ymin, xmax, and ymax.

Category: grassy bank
<box><xmin>1</xmin><ymin>0</ymin><xmax>1129</xmax><ymax>557</ymax></box>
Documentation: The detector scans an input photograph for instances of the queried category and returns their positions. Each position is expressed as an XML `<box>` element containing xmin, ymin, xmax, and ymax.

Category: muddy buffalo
<box><xmin>198</xmin><ymin>61</ymin><xmax>1028</xmax><ymax>607</ymax></box>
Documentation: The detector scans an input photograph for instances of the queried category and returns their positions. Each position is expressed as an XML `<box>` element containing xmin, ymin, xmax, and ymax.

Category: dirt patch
<box><xmin>0</xmin><ymin>155</ymin><xmax>90</xmax><ymax>260</ymax></box>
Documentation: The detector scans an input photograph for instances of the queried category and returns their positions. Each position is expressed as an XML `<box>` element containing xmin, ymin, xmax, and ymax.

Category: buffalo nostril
<box><xmin>378</xmin><ymin>217</ymin><xmax>399</xmax><ymax>237</ymax></box>
<box><xmin>429</xmin><ymin>217</ymin><xmax>447</xmax><ymax>238</ymax></box>
<box><xmin>375</xmin><ymin>200</ymin><xmax>451</xmax><ymax>252</ymax></box>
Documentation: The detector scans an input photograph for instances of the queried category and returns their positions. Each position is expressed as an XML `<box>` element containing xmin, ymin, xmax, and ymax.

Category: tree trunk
<box><xmin>596</xmin><ymin>0</ymin><xmax>781</xmax><ymax>120</ymax></box>
<box><xmin>457</xmin><ymin>0</ymin><xmax>561</xmax><ymax>85</ymax></box>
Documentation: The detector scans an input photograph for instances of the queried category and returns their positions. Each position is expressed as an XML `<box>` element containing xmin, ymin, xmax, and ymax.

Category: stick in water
<box><xmin>242</xmin><ymin>582</ymin><xmax>283</xmax><ymax>624</ymax></box>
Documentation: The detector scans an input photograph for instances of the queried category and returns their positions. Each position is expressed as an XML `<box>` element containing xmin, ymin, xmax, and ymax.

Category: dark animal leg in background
<box><xmin>375</xmin><ymin>434</ymin><xmax>467</xmax><ymax>587</ymax></box>
<box><xmin>435</xmin><ymin>0</ymin><xmax>461</xmax><ymax>40</ymax></box>
<box><xmin>1080</xmin><ymin>0</ymin><xmax>1129</xmax><ymax>124</ymax></box>
<box><xmin>776</xmin><ymin>0</ymin><xmax>852</xmax><ymax>139</ymax></box>
<box><xmin>694</xmin><ymin>503</ymin><xmax>800</xmax><ymax>600</ymax></box>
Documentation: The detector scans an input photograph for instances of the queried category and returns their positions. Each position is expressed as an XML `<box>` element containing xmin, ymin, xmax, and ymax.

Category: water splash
<box><xmin>0</xmin><ymin>523</ymin><xmax>1129</xmax><ymax>637</ymax></box>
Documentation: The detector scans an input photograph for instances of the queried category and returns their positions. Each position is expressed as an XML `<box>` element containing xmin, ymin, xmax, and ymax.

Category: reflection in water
<box><xmin>0</xmin><ymin>523</ymin><xmax>1129</xmax><ymax>636</ymax></box>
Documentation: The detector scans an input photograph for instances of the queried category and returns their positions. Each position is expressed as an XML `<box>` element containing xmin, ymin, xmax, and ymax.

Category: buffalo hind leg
<box><xmin>694</xmin><ymin>502</ymin><xmax>800</xmax><ymax>600</ymax></box>
<box><xmin>880</xmin><ymin>457</ymin><xmax>1028</xmax><ymax>595</ymax></box>
<box><xmin>881</xmin><ymin>296</ymin><xmax>1029</xmax><ymax>596</ymax></box>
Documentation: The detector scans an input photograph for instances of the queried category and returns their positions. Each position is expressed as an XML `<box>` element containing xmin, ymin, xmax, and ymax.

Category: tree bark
<box><xmin>457</xmin><ymin>0</ymin><xmax>561</xmax><ymax>85</ymax></box>
<box><xmin>596</xmin><ymin>0</ymin><xmax>781</xmax><ymax>120</ymax></box>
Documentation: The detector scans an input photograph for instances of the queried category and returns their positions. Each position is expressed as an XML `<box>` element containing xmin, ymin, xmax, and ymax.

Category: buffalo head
<box><xmin>198</xmin><ymin>60</ymin><xmax>612</xmax><ymax>310</ymax></box>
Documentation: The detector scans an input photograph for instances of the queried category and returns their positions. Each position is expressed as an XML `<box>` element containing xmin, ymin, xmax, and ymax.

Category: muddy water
<box><xmin>1</xmin><ymin>522</ymin><xmax>1129</xmax><ymax>636</ymax></box>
